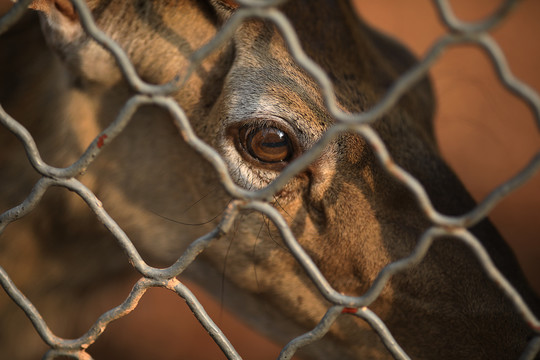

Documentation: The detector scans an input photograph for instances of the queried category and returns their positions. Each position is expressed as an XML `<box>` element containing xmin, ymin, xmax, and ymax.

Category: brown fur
<box><xmin>0</xmin><ymin>1</ymin><xmax>538</xmax><ymax>359</ymax></box>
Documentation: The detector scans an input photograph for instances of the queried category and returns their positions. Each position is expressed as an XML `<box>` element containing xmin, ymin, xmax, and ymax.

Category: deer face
<box><xmin>10</xmin><ymin>0</ymin><xmax>538</xmax><ymax>358</ymax></box>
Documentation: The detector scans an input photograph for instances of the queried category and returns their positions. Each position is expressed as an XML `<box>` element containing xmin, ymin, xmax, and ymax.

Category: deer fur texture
<box><xmin>0</xmin><ymin>0</ymin><xmax>539</xmax><ymax>359</ymax></box>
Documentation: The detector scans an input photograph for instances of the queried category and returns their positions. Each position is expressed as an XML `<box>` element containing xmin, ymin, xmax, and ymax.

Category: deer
<box><xmin>0</xmin><ymin>0</ymin><xmax>538</xmax><ymax>359</ymax></box>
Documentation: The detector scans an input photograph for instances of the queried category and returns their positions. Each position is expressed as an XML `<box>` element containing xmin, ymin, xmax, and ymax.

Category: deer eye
<box><xmin>239</xmin><ymin>125</ymin><xmax>293</xmax><ymax>164</ymax></box>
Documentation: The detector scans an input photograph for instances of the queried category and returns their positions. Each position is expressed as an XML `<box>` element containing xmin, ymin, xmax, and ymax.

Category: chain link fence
<box><xmin>0</xmin><ymin>0</ymin><xmax>539</xmax><ymax>359</ymax></box>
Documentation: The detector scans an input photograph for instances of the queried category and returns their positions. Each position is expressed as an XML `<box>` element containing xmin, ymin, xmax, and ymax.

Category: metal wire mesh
<box><xmin>0</xmin><ymin>0</ymin><xmax>539</xmax><ymax>359</ymax></box>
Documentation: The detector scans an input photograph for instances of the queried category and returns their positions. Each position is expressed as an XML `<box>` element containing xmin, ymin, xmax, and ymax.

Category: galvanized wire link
<box><xmin>521</xmin><ymin>337</ymin><xmax>540</xmax><ymax>360</ymax></box>
<box><xmin>353</xmin><ymin>308</ymin><xmax>411</xmax><ymax>360</ymax></box>
<box><xmin>433</xmin><ymin>0</ymin><xmax>523</xmax><ymax>34</ymax></box>
<box><xmin>0</xmin><ymin>0</ymin><xmax>539</xmax><ymax>359</ymax></box>
<box><xmin>0</xmin><ymin>0</ymin><xmax>33</xmax><ymax>35</ymax></box>
<box><xmin>69</xmin><ymin>0</ymin><xmax>178</xmax><ymax>95</ymax></box>
<box><xmin>278</xmin><ymin>306</ymin><xmax>343</xmax><ymax>360</ymax></box>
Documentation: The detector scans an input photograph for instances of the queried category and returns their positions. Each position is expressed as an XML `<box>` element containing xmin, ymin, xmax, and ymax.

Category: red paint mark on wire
<box><xmin>342</xmin><ymin>307</ymin><xmax>358</xmax><ymax>314</ymax></box>
<box><xmin>97</xmin><ymin>134</ymin><xmax>108</xmax><ymax>149</ymax></box>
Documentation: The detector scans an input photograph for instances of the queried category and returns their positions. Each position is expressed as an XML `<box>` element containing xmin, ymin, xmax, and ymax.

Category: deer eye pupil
<box><xmin>241</xmin><ymin>126</ymin><xmax>293</xmax><ymax>163</ymax></box>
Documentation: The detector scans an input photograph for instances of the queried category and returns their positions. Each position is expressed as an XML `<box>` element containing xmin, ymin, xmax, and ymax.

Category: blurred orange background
<box><xmin>356</xmin><ymin>0</ymin><xmax>540</xmax><ymax>296</ymax></box>
<box><xmin>1</xmin><ymin>0</ymin><xmax>539</xmax><ymax>359</ymax></box>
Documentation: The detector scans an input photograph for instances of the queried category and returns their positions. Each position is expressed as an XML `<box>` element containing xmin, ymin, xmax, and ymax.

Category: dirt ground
<box><xmin>1</xmin><ymin>1</ymin><xmax>539</xmax><ymax>359</ymax></box>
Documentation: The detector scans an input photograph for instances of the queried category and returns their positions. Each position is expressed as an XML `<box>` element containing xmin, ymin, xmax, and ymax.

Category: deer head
<box><xmin>0</xmin><ymin>0</ymin><xmax>538</xmax><ymax>359</ymax></box>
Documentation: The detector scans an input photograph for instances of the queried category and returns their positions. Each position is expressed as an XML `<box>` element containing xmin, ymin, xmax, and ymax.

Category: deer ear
<box><xmin>215</xmin><ymin>0</ymin><xmax>240</xmax><ymax>10</ymax></box>
<box><xmin>29</xmin><ymin>0</ymin><xmax>77</xmax><ymax>21</ymax></box>
<box><xmin>28</xmin><ymin>0</ymin><xmax>83</xmax><ymax>45</ymax></box>
<box><xmin>209</xmin><ymin>0</ymin><xmax>240</xmax><ymax>21</ymax></box>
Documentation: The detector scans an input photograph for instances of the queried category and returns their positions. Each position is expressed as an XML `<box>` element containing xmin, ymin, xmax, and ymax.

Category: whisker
<box><xmin>220</xmin><ymin>213</ymin><xmax>244</xmax><ymax>317</ymax></box>
<box><xmin>179</xmin><ymin>186</ymin><xmax>219</xmax><ymax>215</ymax></box>
<box><xmin>263</xmin><ymin>214</ymin><xmax>289</xmax><ymax>252</ymax></box>
<box><xmin>272</xmin><ymin>196</ymin><xmax>293</xmax><ymax>220</ymax></box>
<box><xmin>252</xmin><ymin>216</ymin><xmax>266</xmax><ymax>291</ymax></box>
<box><xmin>148</xmin><ymin>199</ymin><xmax>232</xmax><ymax>226</ymax></box>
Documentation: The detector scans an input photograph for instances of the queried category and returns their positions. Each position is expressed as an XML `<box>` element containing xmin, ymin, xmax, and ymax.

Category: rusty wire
<box><xmin>0</xmin><ymin>0</ymin><xmax>539</xmax><ymax>359</ymax></box>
